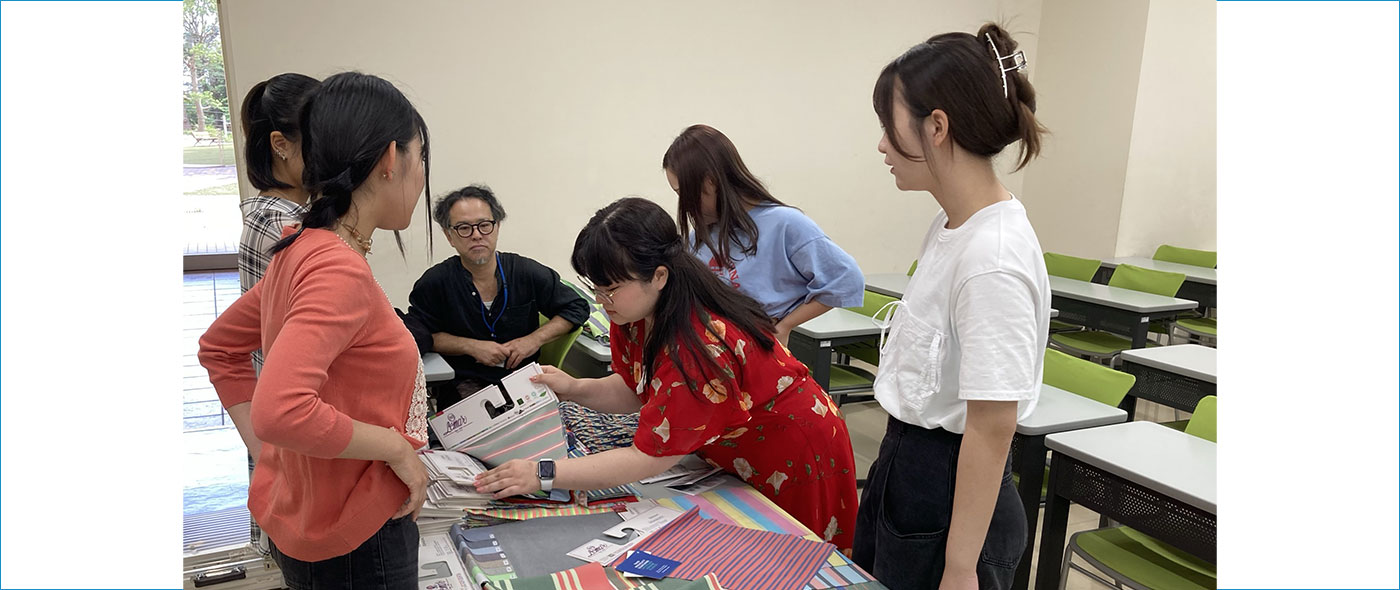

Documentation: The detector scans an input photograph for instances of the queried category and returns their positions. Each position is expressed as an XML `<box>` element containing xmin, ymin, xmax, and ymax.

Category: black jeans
<box><xmin>853</xmin><ymin>417</ymin><xmax>1027</xmax><ymax>590</ymax></box>
<box><xmin>269</xmin><ymin>516</ymin><xmax>418</xmax><ymax>590</ymax></box>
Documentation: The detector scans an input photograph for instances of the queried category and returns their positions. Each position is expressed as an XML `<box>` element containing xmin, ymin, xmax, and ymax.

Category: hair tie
<box><xmin>985</xmin><ymin>33</ymin><xmax>1029</xmax><ymax>99</ymax></box>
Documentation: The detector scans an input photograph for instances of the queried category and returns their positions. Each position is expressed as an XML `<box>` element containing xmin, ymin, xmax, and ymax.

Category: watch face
<box><xmin>538</xmin><ymin>460</ymin><xmax>556</xmax><ymax>479</ymax></box>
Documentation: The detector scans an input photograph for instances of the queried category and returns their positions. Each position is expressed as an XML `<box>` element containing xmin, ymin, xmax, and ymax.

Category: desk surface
<box><xmin>865</xmin><ymin>273</ymin><xmax>1058</xmax><ymax>318</ymax></box>
<box><xmin>573</xmin><ymin>334</ymin><xmax>611</xmax><ymax>362</ymax></box>
<box><xmin>792</xmin><ymin>306</ymin><xmax>882</xmax><ymax>339</ymax></box>
<box><xmin>1102</xmin><ymin>257</ymin><xmax>1217</xmax><ymax>285</ymax></box>
<box><xmin>1049</xmin><ymin>276</ymin><xmax>1199</xmax><ymax>313</ymax></box>
<box><xmin>1046</xmin><ymin>421</ymin><xmax>1216</xmax><ymax>512</ymax></box>
<box><xmin>1119</xmin><ymin>344</ymin><xmax>1217</xmax><ymax>384</ymax></box>
<box><xmin>422</xmin><ymin>352</ymin><xmax>454</xmax><ymax>382</ymax></box>
<box><xmin>1018</xmin><ymin>384</ymin><xmax>1129</xmax><ymax>436</ymax></box>
<box><xmin>864</xmin><ymin>272</ymin><xmax>910</xmax><ymax>299</ymax></box>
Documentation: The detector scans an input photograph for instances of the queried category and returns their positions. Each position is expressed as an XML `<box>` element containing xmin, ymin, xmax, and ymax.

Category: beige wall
<box><xmin>1019</xmin><ymin>0</ymin><xmax>1151</xmax><ymax>260</ymax></box>
<box><xmin>219</xmin><ymin>0</ymin><xmax>1042</xmax><ymax>308</ymax></box>
<box><xmin>1023</xmin><ymin>0</ymin><xmax>1217</xmax><ymax>261</ymax></box>
<box><xmin>1115</xmin><ymin>0</ymin><xmax>1217</xmax><ymax>257</ymax></box>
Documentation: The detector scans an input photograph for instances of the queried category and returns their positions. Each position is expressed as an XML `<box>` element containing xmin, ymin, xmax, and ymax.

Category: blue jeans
<box><xmin>269</xmin><ymin>516</ymin><xmax>418</xmax><ymax>590</ymax></box>
<box><xmin>852</xmin><ymin>417</ymin><xmax>1027</xmax><ymax>590</ymax></box>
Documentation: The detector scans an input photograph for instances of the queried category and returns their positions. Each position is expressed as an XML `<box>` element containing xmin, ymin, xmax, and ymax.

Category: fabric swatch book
<box><xmin>429</xmin><ymin>362</ymin><xmax>570</xmax><ymax>468</ymax></box>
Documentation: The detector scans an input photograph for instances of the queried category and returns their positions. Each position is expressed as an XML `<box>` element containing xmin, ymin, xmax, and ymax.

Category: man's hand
<box><xmin>466</xmin><ymin>339</ymin><xmax>510</xmax><ymax>367</ymax></box>
<box><xmin>501</xmin><ymin>335</ymin><xmax>543</xmax><ymax>369</ymax></box>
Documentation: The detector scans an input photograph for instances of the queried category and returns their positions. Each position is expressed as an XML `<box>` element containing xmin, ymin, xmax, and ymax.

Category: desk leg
<box><xmin>1130</xmin><ymin>319</ymin><xmax>1150</xmax><ymax>350</ymax></box>
<box><xmin>789</xmin><ymin>335</ymin><xmax>833</xmax><ymax>401</ymax></box>
<box><xmin>1012</xmin><ymin>434</ymin><xmax>1046</xmax><ymax>590</ymax></box>
<box><xmin>1119</xmin><ymin>395</ymin><xmax>1138</xmax><ymax>421</ymax></box>
<box><xmin>1034</xmin><ymin>454</ymin><xmax>1072</xmax><ymax>590</ymax></box>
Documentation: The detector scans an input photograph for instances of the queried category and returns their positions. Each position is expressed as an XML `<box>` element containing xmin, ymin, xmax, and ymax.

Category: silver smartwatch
<box><xmin>536</xmin><ymin>458</ymin><xmax>556</xmax><ymax>492</ymax></box>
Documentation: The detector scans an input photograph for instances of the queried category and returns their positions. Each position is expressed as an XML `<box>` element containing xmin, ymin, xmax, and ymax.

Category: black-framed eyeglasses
<box><xmin>451</xmin><ymin>220</ymin><xmax>497</xmax><ymax>239</ymax></box>
<box><xmin>576</xmin><ymin>275</ymin><xmax>622</xmax><ymax>305</ymax></box>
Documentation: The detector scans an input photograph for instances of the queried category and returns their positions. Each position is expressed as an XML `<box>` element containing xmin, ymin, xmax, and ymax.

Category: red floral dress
<box><xmin>611</xmin><ymin>309</ymin><xmax>858</xmax><ymax>550</ymax></box>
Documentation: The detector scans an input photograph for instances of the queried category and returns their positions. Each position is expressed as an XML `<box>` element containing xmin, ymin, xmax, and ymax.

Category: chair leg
<box><xmin>1059</xmin><ymin>542</ymin><xmax>1075</xmax><ymax>590</ymax></box>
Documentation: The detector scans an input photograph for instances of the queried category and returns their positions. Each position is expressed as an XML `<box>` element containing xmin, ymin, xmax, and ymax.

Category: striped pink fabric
<box><xmin>614</xmin><ymin>507</ymin><xmax>834</xmax><ymax>590</ymax></box>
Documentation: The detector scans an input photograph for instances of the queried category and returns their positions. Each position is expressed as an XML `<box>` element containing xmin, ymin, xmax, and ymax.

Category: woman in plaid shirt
<box><xmin>236</xmin><ymin>73</ymin><xmax>321</xmax><ymax>303</ymax></box>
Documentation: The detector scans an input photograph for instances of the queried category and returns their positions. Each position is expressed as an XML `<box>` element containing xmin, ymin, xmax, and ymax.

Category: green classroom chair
<box><xmin>1050</xmin><ymin>265</ymin><xmax>1186</xmax><ymax>364</ymax></box>
<box><xmin>827</xmin><ymin>289</ymin><xmax>900</xmax><ymax>405</ymax></box>
<box><xmin>1043</xmin><ymin>252</ymin><xmax>1104</xmax><ymax>334</ymax></box>
<box><xmin>1058</xmin><ymin>396</ymin><xmax>1217</xmax><ymax>590</ymax></box>
<box><xmin>1153</xmin><ymin>245</ymin><xmax>1216</xmax><ymax>269</ymax></box>
<box><xmin>1153</xmin><ymin>244</ymin><xmax>1217</xmax><ymax>345</ymax></box>
<box><xmin>907</xmin><ymin>260</ymin><xmax>918</xmax><ymax>276</ymax></box>
<box><xmin>1170</xmin><ymin>316</ymin><xmax>1217</xmax><ymax>347</ymax></box>
<box><xmin>1044</xmin><ymin>252</ymin><xmax>1103</xmax><ymax>282</ymax></box>
<box><xmin>1015</xmin><ymin>349</ymin><xmax>1137</xmax><ymax>495</ymax></box>
<box><xmin>1042</xmin><ymin>348</ymin><xmax>1136</xmax><ymax>407</ymax></box>
<box><xmin>537</xmin><ymin>280</ymin><xmax>588</xmax><ymax>368</ymax></box>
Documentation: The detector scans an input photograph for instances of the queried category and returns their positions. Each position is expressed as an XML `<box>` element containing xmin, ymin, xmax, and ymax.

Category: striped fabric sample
<box><xmin>608</xmin><ymin>572</ymin><xmax>727</xmax><ymax>590</ymax></box>
<box><xmin>488</xmin><ymin>561</ymin><xmax>616</xmax><ymax>590</ymax></box>
<box><xmin>614</xmin><ymin>507</ymin><xmax>834</xmax><ymax>590</ymax></box>
<box><xmin>455</xmin><ymin>402</ymin><xmax>569</xmax><ymax>467</ymax></box>
<box><xmin>651</xmin><ymin>487</ymin><xmax>878</xmax><ymax>589</ymax></box>
<box><xmin>466</xmin><ymin>504</ymin><xmax>625</xmax><ymax>521</ymax></box>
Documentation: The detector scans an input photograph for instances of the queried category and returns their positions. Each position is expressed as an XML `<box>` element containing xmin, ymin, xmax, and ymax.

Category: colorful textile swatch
<box><xmin>651</xmin><ymin>487</ymin><xmax>879</xmax><ymax>589</ymax></box>
<box><xmin>487</xmin><ymin>561</ymin><xmax>616</xmax><ymax>590</ymax></box>
<box><xmin>466</xmin><ymin>504</ymin><xmax>625</xmax><ymax>522</ymax></box>
<box><xmin>614</xmin><ymin>507</ymin><xmax>834</xmax><ymax>590</ymax></box>
<box><xmin>607</xmin><ymin>572</ymin><xmax>727</xmax><ymax>590</ymax></box>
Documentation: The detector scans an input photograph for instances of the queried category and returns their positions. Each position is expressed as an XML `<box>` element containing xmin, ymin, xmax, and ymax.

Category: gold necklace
<box><xmin>338</xmin><ymin>222</ymin><xmax>373</xmax><ymax>255</ymax></box>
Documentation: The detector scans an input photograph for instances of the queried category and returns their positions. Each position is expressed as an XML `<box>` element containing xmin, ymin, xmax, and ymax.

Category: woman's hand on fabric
<box><xmin>474</xmin><ymin>459</ymin><xmax>541</xmax><ymax>499</ymax></box>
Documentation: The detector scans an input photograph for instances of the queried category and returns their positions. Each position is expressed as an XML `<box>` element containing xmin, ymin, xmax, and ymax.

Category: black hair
<box><xmin>433</xmin><ymin>184</ymin><xmax>507</xmax><ymax>230</ymax></box>
<box><xmin>239</xmin><ymin>73</ymin><xmax>320</xmax><ymax>190</ymax></box>
<box><xmin>270</xmin><ymin>72</ymin><xmax>431</xmax><ymax>255</ymax></box>
<box><xmin>662</xmin><ymin>124</ymin><xmax>788</xmax><ymax>268</ymax></box>
<box><xmin>874</xmin><ymin>23</ymin><xmax>1047</xmax><ymax>171</ymax></box>
<box><xmin>571</xmin><ymin>197</ymin><xmax>776</xmax><ymax>395</ymax></box>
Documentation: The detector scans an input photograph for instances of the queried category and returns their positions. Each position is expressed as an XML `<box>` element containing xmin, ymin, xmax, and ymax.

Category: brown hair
<box><xmin>873</xmin><ymin>23</ymin><xmax>1046</xmax><ymax>171</ymax></box>
<box><xmin>662</xmin><ymin>124</ymin><xmax>787</xmax><ymax>268</ymax></box>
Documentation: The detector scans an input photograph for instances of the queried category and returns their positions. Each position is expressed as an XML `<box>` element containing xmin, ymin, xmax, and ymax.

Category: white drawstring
<box><xmin>872</xmin><ymin>300</ymin><xmax>904</xmax><ymax>354</ymax></box>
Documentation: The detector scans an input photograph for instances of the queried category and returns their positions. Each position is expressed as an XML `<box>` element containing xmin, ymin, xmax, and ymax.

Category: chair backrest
<box><xmin>1153</xmin><ymin>245</ymin><xmax>1217</xmax><ymax>269</ymax></box>
<box><xmin>1043</xmin><ymin>252</ymin><xmax>1103</xmax><ymax>282</ymax></box>
<box><xmin>848</xmin><ymin>289</ymin><xmax>899</xmax><ymax>318</ymax></box>
<box><xmin>1107</xmin><ymin>264</ymin><xmax>1187</xmax><ymax>297</ymax></box>
<box><xmin>906</xmin><ymin>260</ymin><xmax>918</xmax><ymax>276</ymax></box>
<box><xmin>1042</xmin><ymin>348</ymin><xmax>1136</xmax><ymax>406</ymax></box>
<box><xmin>536</xmin><ymin>280</ymin><xmax>588</xmax><ymax>368</ymax></box>
<box><xmin>1184</xmin><ymin>396</ymin><xmax>1217</xmax><ymax>442</ymax></box>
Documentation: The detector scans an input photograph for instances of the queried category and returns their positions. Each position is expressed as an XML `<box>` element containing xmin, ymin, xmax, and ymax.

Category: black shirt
<box><xmin>401</xmin><ymin>252</ymin><xmax>590</xmax><ymax>383</ymax></box>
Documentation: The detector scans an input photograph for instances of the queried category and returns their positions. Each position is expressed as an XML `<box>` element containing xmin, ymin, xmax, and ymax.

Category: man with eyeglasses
<box><xmin>400</xmin><ymin>184</ymin><xmax>590</xmax><ymax>407</ymax></box>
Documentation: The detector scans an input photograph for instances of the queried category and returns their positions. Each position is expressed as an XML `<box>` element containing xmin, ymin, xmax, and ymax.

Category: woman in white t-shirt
<box><xmin>852</xmin><ymin>24</ymin><xmax>1051</xmax><ymax>590</ymax></box>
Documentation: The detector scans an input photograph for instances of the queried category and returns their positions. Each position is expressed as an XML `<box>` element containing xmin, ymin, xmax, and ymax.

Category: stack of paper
<box><xmin>419</xmin><ymin>449</ymin><xmax>495</xmax><ymax>516</ymax></box>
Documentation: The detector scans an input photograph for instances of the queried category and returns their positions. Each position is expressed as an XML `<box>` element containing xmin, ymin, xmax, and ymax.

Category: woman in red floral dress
<box><xmin>475</xmin><ymin>197</ymin><xmax>857</xmax><ymax>550</ymax></box>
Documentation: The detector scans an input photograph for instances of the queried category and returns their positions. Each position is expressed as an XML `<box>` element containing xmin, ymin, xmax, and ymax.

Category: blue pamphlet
<box><xmin>615</xmin><ymin>550</ymin><xmax>681</xmax><ymax>578</ymax></box>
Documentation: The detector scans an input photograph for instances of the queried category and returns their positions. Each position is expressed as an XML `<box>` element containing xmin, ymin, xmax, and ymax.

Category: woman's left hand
<box><xmin>474</xmin><ymin>459</ymin><xmax>540</xmax><ymax>499</ymax></box>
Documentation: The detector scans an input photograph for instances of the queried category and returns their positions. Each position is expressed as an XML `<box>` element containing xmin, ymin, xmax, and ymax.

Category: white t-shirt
<box><xmin>873</xmin><ymin>197</ymin><xmax>1051</xmax><ymax>433</ymax></box>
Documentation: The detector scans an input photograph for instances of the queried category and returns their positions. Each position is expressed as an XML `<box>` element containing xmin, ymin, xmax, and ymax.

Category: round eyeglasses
<box><xmin>451</xmin><ymin>220</ymin><xmax>497</xmax><ymax>239</ymax></box>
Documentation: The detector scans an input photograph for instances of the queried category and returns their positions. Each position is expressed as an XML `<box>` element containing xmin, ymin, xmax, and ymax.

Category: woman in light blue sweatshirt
<box><xmin>662</xmin><ymin>124</ymin><xmax>865</xmax><ymax>347</ymax></box>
